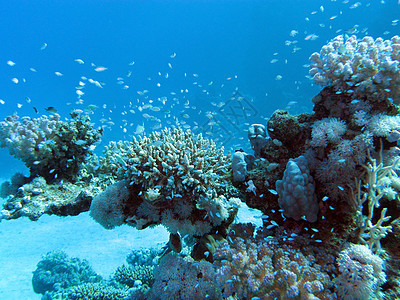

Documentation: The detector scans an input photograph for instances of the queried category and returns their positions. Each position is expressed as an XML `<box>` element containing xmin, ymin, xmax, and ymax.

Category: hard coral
<box><xmin>92</xmin><ymin>128</ymin><xmax>241</xmax><ymax>236</ymax></box>
<box><xmin>109</xmin><ymin>127</ymin><xmax>231</xmax><ymax>195</ymax></box>
<box><xmin>310</xmin><ymin>35</ymin><xmax>400</xmax><ymax>104</ymax></box>
<box><xmin>0</xmin><ymin>112</ymin><xmax>102</xmax><ymax>182</ymax></box>
<box><xmin>213</xmin><ymin>236</ymin><xmax>336</xmax><ymax>299</ymax></box>
<box><xmin>149</xmin><ymin>253</ymin><xmax>222</xmax><ymax>300</ymax></box>
<box><xmin>276</xmin><ymin>155</ymin><xmax>319</xmax><ymax>222</ymax></box>
<box><xmin>32</xmin><ymin>250</ymin><xmax>101</xmax><ymax>295</ymax></box>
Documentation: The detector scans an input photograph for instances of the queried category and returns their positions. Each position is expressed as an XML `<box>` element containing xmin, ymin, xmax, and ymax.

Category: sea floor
<box><xmin>0</xmin><ymin>171</ymin><xmax>262</xmax><ymax>299</ymax></box>
<box><xmin>0</xmin><ymin>197</ymin><xmax>169</xmax><ymax>299</ymax></box>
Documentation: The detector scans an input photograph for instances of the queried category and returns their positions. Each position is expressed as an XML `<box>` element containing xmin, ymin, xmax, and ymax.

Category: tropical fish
<box><xmin>45</xmin><ymin>107</ymin><xmax>58</xmax><ymax>113</ymax></box>
<box><xmin>94</xmin><ymin>66</ymin><xmax>107</xmax><ymax>72</ymax></box>
<box><xmin>74</xmin><ymin>58</ymin><xmax>84</xmax><ymax>64</ymax></box>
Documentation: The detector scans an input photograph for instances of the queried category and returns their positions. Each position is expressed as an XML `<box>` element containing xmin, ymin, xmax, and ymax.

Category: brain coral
<box><xmin>309</xmin><ymin>35</ymin><xmax>400</xmax><ymax>104</ymax></box>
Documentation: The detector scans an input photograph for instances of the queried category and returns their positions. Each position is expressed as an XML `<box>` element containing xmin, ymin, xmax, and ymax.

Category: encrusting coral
<box><xmin>0</xmin><ymin>176</ymin><xmax>97</xmax><ymax>221</ymax></box>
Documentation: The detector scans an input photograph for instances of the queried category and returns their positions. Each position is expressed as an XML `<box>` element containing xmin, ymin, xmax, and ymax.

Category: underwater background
<box><xmin>0</xmin><ymin>0</ymin><xmax>399</xmax><ymax>299</ymax></box>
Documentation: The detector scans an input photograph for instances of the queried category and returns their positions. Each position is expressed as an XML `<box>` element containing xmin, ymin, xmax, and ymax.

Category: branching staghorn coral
<box><xmin>310</xmin><ymin>35</ymin><xmax>400</xmax><ymax>104</ymax></box>
<box><xmin>351</xmin><ymin>147</ymin><xmax>399</xmax><ymax>254</ymax></box>
<box><xmin>90</xmin><ymin>127</ymin><xmax>241</xmax><ymax>237</ymax></box>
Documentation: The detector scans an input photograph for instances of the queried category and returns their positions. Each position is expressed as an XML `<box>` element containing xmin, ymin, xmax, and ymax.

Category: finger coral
<box><xmin>275</xmin><ymin>155</ymin><xmax>319</xmax><ymax>222</ymax></box>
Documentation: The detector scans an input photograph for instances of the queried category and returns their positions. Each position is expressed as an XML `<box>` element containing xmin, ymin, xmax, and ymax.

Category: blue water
<box><xmin>0</xmin><ymin>0</ymin><xmax>399</xmax><ymax>298</ymax></box>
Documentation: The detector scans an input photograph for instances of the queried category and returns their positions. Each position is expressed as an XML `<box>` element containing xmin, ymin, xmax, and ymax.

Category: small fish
<box><xmin>86</xmin><ymin>104</ymin><xmax>98</xmax><ymax>111</ymax></box>
<box><xmin>94</xmin><ymin>66</ymin><xmax>107</xmax><ymax>72</ymax></box>
<box><xmin>45</xmin><ymin>107</ymin><xmax>58</xmax><ymax>113</ymax></box>
<box><xmin>75</xmin><ymin>139</ymin><xmax>86</xmax><ymax>145</ymax></box>
<box><xmin>7</xmin><ymin>60</ymin><xmax>15</xmax><ymax>66</ymax></box>
<box><xmin>134</xmin><ymin>124</ymin><xmax>145</xmax><ymax>135</ymax></box>
<box><xmin>268</xmin><ymin>189</ymin><xmax>278</xmax><ymax>195</ymax></box>
<box><xmin>55</xmin><ymin>72</ymin><xmax>63</xmax><ymax>77</ymax></box>
<box><xmin>170</xmin><ymin>52</ymin><xmax>176</xmax><ymax>58</ymax></box>
<box><xmin>11</xmin><ymin>78</ymin><xmax>19</xmax><ymax>84</ymax></box>
<box><xmin>74</xmin><ymin>58</ymin><xmax>85</xmax><ymax>64</ymax></box>
<box><xmin>40</xmin><ymin>43</ymin><xmax>48</xmax><ymax>50</ymax></box>
<box><xmin>305</xmin><ymin>34</ymin><xmax>319</xmax><ymax>41</ymax></box>
<box><xmin>33</xmin><ymin>107</ymin><xmax>38</xmax><ymax>113</ymax></box>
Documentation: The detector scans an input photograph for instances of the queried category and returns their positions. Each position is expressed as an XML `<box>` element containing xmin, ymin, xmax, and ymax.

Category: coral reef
<box><xmin>267</xmin><ymin>109</ymin><xmax>310</xmax><ymax>149</ymax></box>
<box><xmin>231</xmin><ymin>150</ymin><xmax>253</xmax><ymax>183</ymax></box>
<box><xmin>276</xmin><ymin>155</ymin><xmax>319</xmax><ymax>222</ymax></box>
<box><xmin>90</xmin><ymin>128</ymin><xmax>241</xmax><ymax>237</ymax></box>
<box><xmin>148</xmin><ymin>253</ymin><xmax>222</xmax><ymax>300</ymax></box>
<box><xmin>0</xmin><ymin>111</ymin><xmax>102</xmax><ymax>182</ymax></box>
<box><xmin>213</xmin><ymin>226</ymin><xmax>336</xmax><ymax>299</ymax></box>
<box><xmin>9</xmin><ymin>33</ymin><xmax>400</xmax><ymax>300</ymax></box>
<box><xmin>310</xmin><ymin>35</ymin><xmax>400</xmax><ymax>104</ymax></box>
<box><xmin>32</xmin><ymin>250</ymin><xmax>102</xmax><ymax>295</ymax></box>
<box><xmin>89</xmin><ymin>180</ymin><xmax>131</xmax><ymax>229</ymax></box>
<box><xmin>334</xmin><ymin>243</ymin><xmax>386</xmax><ymax>300</ymax></box>
<box><xmin>248</xmin><ymin>123</ymin><xmax>267</xmax><ymax>157</ymax></box>
<box><xmin>113</xmin><ymin>265</ymin><xmax>154</xmax><ymax>288</ymax></box>
<box><xmin>65</xmin><ymin>283</ymin><xmax>128</xmax><ymax>300</ymax></box>
<box><xmin>0</xmin><ymin>176</ymin><xmax>98</xmax><ymax>221</ymax></box>
<box><xmin>126</xmin><ymin>248</ymin><xmax>160</xmax><ymax>266</ymax></box>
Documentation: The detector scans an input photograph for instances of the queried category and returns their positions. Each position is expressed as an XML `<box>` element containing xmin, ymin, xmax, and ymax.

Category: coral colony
<box><xmin>1</xmin><ymin>34</ymin><xmax>400</xmax><ymax>299</ymax></box>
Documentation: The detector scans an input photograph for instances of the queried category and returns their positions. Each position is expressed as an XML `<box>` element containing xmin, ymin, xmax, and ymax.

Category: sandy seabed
<box><xmin>0</xmin><ymin>204</ymin><xmax>169</xmax><ymax>299</ymax></box>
